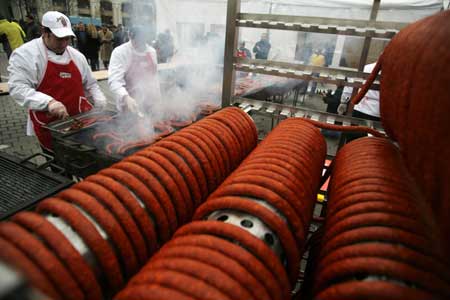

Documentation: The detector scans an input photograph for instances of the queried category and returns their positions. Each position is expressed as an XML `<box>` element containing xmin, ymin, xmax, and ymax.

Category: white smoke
<box><xmin>123</xmin><ymin>0</ymin><xmax>225</xmax><ymax>124</ymax></box>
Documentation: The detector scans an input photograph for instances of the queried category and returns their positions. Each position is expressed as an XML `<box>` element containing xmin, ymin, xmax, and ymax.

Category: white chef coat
<box><xmin>341</xmin><ymin>62</ymin><xmax>380</xmax><ymax>118</ymax></box>
<box><xmin>8</xmin><ymin>37</ymin><xmax>106</xmax><ymax>135</ymax></box>
<box><xmin>108</xmin><ymin>41</ymin><xmax>161</xmax><ymax>112</ymax></box>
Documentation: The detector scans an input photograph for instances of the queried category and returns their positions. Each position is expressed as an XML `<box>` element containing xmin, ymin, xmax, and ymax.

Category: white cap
<box><xmin>41</xmin><ymin>11</ymin><xmax>75</xmax><ymax>38</ymax></box>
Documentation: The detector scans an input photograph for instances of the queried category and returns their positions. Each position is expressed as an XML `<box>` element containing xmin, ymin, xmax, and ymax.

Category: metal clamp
<box><xmin>20</xmin><ymin>152</ymin><xmax>66</xmax><ymax>175</ymax></box>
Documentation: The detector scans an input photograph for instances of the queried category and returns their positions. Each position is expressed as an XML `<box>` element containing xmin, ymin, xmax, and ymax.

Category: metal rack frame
<box><xmin>222</xmin><ymin>0</ymin><xmax>394</xmax><ymax>108</ymax></box>
<box><xmin>235</xmin><ymin>97</ymin><xmax>384</xmax><ymax>137</ymax></box>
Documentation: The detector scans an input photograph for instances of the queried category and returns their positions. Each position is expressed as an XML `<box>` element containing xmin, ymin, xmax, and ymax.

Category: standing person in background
<box><xmin>75</xmin><ymin>23</ymin><xmax>88</xmax><ymax>57</ymax></box>
<box><xmin>0</xmin><ymin>15</ymin><xmax>24</xmax><ymax>58</ymax></box>
<box><xmin>24</xmin><ymin>15</ymin><xmax>41</xmax><ymax>41</ymax></box>
<box><xmin>309</xmin><ymin>48</ymin><xmax>325</xmax><ymax>94</ymax></box>
<box><xmin>99</xmin><ymin>25</ymin><xmax>113</xmax><ymax>69</ymax></box>
<box><xmin>321</xmin><ymin>82</ymin><xmax>345</xmax><ymax>138</ymax></box>
<box><xmin>7</xmin><ymin>11</ymin><xmax>106</xmax><ymax>152</ymax></box>
<box><xmin>338</xmin><ymin>62</ymin><xmax>380</xmax><ymax>142</ymax></box>
<box><xmin>155</xmin><ymin>29</ymin><xmax>174</xmax><ymax>63</ymax></box>
<box><xmin>86</xmin><ymin>24</ymin><xmax>100</xmax><ymax>71</ymax></box>
<box><xmin>108</xmin><ymin>25</ymin><xmax>161</xmax><ymax>115</ymax></box>
<box><xmin>237</xmin><ymin>41</ymin><xmax>251</xmax><ymax>58</ymax></box>
<box><xmin>236</xmin><ymin>41</ymin><xmax>251</xmax><ymax>78</ymax></box>
<box><xmin>253</xmin><ymin>33</ymin><xmax>271</xmax><ymax>59</ymax></box>
<box><xmin>113</xmin><ymin>24</ymin><xmax>126</xmax><ymax>48</ymax></box>
<box><xmin>310</xmin><ymin>49</ymin><xmax>325</xmax><ymax>66</ymax></box>
<box><xmin>0</xmin><ymin>33</ymin><xmax>12</xmax><ymax>62</ymax></box>
<box><xmin>10</xmin><ymin>19</ymin><xmax>26</xmax><ymax>42</ymax></box>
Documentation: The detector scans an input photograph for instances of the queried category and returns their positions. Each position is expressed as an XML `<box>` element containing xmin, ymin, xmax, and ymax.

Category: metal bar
<box><xmin>347</xmin><ymin>0</ymin><xmax>381</xmax><ymax>115</ymax></box>
<box><xmin>238</xmin><ymin>12</ymin><xmax>407</xmax><ymax>31</ymax></box>
<box><xmin>234</xmin><ymin>97</ymin><xmax>384</xmax><ymax>131</ymax></box>
<box><xmin>222</xmin><ymin>0</ymin><xmax>241</xmax><ymax>107</ymax></box>
<box><xmin>237</xmin><ymin>20</ymin><xmax>397</xmax><ymax>39</ymax></box>
<box><xmin>235</xmin><ymin>57</ymin><xmax>381</xmax><ymax>81</ymax></box>
<box><xmin>358</xmin><ymin>0</ymin><xmax>381</xmax><ymax>71</ymax></box>
<box><xmin>235</xmin><ymin>65</ymin><xmax>379</xmax><ymax>90</ymax></box>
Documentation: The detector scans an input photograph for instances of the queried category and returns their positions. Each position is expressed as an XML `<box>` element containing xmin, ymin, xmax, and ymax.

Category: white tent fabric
<box><xmin>243</xmin><ymin>0</ymin><xmax>442</xmax><ymax>9</ymax></box>
<box><xmin>240</xmin><ymin>0</ymin><xmax>443</xmax><ymax>22</ymax></box>
<box><xmin>155</xmin><ymin>0</ymin><xmax>178</xmax><ymax>42</ymax></box>
<box><xmin>154</xmin><ymin>0</ymin><xmax>443</xmax><ymax>63</ymax></box>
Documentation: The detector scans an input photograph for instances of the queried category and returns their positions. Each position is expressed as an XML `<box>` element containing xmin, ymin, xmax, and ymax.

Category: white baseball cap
<box><xmin>41</xmin><ymin>11</ymin><xmax>75</xmax><ymax>38</ymax></box>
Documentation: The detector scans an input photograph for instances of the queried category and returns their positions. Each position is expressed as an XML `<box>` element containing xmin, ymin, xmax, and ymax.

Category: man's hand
<box><xmin>337</xmin><ymin>103</ymin><xmax>347</xmax><ymax>115</ymax></box>
<box><xmin>48</xmin><ymin>99</ymin><xmax>69</xmax><ymax>119</ymax></box>
<box><xmin>123</xmin><ymin>95</ymin><xmax>138</xmax><ymax>113</ymax></box>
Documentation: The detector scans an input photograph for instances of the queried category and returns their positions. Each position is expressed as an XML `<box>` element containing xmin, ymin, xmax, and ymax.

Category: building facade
<box><xmin>3</xmin><ymin>0</ymin><xmax>155</xmax><ymax>26</ymax></box>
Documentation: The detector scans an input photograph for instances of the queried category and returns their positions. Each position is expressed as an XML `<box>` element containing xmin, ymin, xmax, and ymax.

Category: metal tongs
<box><xmin>59</xmin><ymin>116</ymin><xmax>83</xmax><ymax>132</ymax></box>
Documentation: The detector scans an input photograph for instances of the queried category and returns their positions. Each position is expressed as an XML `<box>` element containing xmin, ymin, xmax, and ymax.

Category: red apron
<box><xmin>123</xmin><ymin>51</ymin><xmax>157</xmax><ymax>113</ymax></box>
<box><xmin>30</xmin><ymin>48</ymin><xmax>92</xmax><ymax>151</ymax></box>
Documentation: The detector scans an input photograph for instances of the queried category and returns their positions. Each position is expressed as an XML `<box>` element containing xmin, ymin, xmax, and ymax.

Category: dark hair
<box><xmin>43</xmin><ymin>27</ymin><xmax>52</xmax><ymax>34</ymax></box>
<box><xmin>26</xmin><ymin>14</ymin><xmax>34</xmax><ymax>20</ymax></box>
<box><xmin>129</xmin><ymin>25</ymin><xmax>145</xmax><ymax>39</ymax></box>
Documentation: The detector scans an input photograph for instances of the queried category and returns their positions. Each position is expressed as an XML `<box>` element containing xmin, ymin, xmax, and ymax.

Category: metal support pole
<box><xmin>221</xmin><ymin>0</ymin><xmax>240</xmax><ymax>108</ymax></box>
<box><xmin>348</xmin><ymin>0</ymin><xmax>380</xmax><ymax>113</ymax></box>
<box><xmin>357</xmin><ymin>0</ymin><xmax>380</xmax><ymax>71</ymax></box>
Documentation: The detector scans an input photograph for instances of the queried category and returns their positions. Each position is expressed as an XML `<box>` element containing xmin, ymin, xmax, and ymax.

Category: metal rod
<box><xmin>237</xmin><ymin>20</ymin><xmax>398</xmax><ymax>39</ymax></box>
<box><xmin>358</xmin><ymin>0</ymin><xmax>381</xmax><ymax>71</ymax></box>
<box><xmin>237</xmin><ymin>11</ymin><xmax>406</xmax><ymax>31</ymax></box>
<box><xmin>348</xmin><ymin>0</ymin><xmax>381</xmax><ymax>115</ymax></box>
<box><xmin>235</xmin><ymin>57</ymin><xmax>381</xmax><ymax>81</ymax></box>
<box><xmin>234</xmin><ymin>65</ymin><xmax>380</xmax><ymax>90</ymax></box>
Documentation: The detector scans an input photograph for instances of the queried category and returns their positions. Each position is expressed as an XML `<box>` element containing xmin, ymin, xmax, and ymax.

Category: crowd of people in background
<box><xmin>72</xmin><ymin>23</ymin><xmax>175</xmax><ymax>69</ymax></box>
<box><xmin>74</xmin><ymin>23</ymin><xmax>122</xmax><ymax>70</ymax></box>
<box><xmin>0</xmin><ymin>14</ymin><xmax>176</xmax><ymax>73</ymax></box>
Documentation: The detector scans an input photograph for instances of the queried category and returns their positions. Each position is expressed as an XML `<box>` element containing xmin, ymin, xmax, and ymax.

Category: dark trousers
<box><xmin>89</xmin><ymin>57</ymin><xmax>99</xmax><ymax>71</ymax></box>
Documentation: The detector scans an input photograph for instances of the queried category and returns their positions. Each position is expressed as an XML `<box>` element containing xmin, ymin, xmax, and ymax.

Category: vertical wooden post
<box><xmin>221</xmin><ymin>0</ymin><xmax>240</xmax><ymax>107</ymax></box>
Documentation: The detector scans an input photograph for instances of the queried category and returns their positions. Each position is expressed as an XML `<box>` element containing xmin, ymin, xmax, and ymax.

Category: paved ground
<box><xmin>0</xmin><ymin>79</ymin><xmax>114</xmax><ymax>165</ymax></box>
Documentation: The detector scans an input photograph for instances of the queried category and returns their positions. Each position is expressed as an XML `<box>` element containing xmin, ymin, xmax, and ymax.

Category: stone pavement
<box><xmin>0</xmin><ymin>80</ymin><xmax>114</xmax><ymax>165</ymax></box>
<box><xmin>0</xmin><ymin>94</ymin><xmax>41</xmax><ymax>158</ymax></box>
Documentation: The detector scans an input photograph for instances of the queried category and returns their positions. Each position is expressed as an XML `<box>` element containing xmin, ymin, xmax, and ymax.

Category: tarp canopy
<box><xmin>240</xmin><ymin>0</ymin><xmax>444</xmax><ymax>22</ymax></box>
<box><xmin>154</xmin><ymin>0</ymin><xmax>444</xmax><ymax>64</ymax></box>
<box><xmin>245</xmin><ymin>0</ymin><xmax>442</xmax><ymax>8</ymax></box>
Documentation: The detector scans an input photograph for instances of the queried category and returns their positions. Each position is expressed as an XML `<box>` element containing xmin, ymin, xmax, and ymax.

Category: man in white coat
<box><xmin>338</xmin><ymin>62</ymin><xmax>380</xmax><ymax>142</ymax></box>
<box><xmin>108</xmin><ymin>25</ymin><xmax>162</xmax><ymax>116</ymax></box>
<box><xmin>338</xmin><ymin>62</ymin><xmax>380</xmax><ymax>121</ymax></box>
<box><xmin>8</xmin><ymin>11</ymin><xmax>107</xmax><ymax>152</ymax></box>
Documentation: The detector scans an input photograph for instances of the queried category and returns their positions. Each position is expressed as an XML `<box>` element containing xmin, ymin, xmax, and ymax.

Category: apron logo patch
<box><xmin>59</xmin><ymin>72</ymin><xmax>72</xmax><ymax>79</ymax></box>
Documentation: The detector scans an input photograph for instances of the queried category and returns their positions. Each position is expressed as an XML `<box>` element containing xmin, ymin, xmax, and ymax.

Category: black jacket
<box><xmin>253</xmin><ymin>40</ymin><xmax>271</xmax><ymax>59</ymax></box>
<box><xmin>323</xmin><ymin>86</ymin><xmax>343</xmax><ymax>114</ymax></box>
<box><xmin>26</xmin><ymin>22</ymin><xmax>40</xmax><ymax>41</ymax></box>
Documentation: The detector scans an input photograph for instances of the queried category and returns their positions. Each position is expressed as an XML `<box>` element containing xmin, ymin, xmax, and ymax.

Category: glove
<box><xmin>48</xmin><ymin>99</ymin><xmax>69</xmax><ymax>119</ymax></box>
<box><xmin>337</xmin><ymin>103</ymin><xmax>347</xmax><ymax>115</ymax></box>
<box><xmin>123</xmin><ymin>95</ymin><xmax>138</xmax><ymax>113</ymax></box>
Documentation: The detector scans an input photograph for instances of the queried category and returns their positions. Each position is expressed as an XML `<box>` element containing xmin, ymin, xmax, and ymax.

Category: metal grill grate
<box><xmin>0</xmin><ymin>153</ymin><xmax>72</xmax><ymax>220</ymax></box>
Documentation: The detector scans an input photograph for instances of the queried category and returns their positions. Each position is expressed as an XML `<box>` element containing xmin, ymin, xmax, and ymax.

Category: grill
<box><xmin>46</xmin><ymin>105</ymin><xmax>220</xmax><ymax>178</ymax></box>
<box><xmin>45</xmin><ymin>109</ymin><xmax>120</xmax><ymax>178</ymax></box>
<box><xmin>0</xmin><ymin>152</ymin><xmax>72</xmax><ymax>220</ymax></box>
